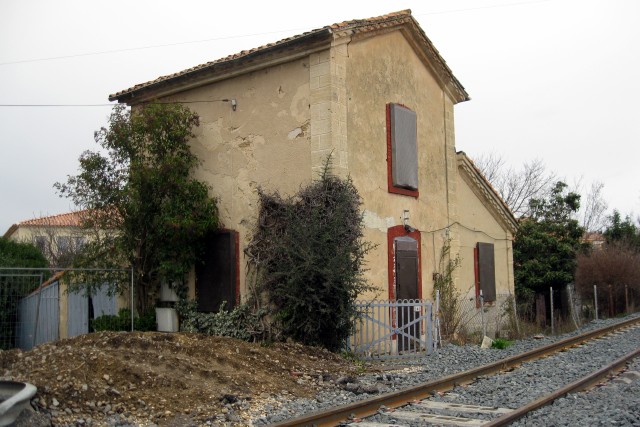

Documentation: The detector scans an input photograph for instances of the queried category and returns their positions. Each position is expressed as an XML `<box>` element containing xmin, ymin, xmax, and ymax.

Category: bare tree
<box><xmin>575</xmin><ymin>242</ymin><xmax>640</xmax><ymax>315</ymax></box>
<box><xmin>473</xmin><ymin>153</ymin><xmax>556</xmax><ymax>217</ymax></box>
<box><xmin>21</xmin><ymin>212</ymin><xmax>90</xmax><ymax>268</ymax></box>
<box><xmin>578</xmin><ymin>181</ymin><xmax>608</xmax><ymax>232</ymax></box>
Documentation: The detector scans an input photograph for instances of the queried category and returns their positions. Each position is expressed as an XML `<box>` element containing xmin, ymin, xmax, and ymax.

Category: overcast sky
<box><xmin>1</xmin><ymin>0</ymin><xmax>639</xmax><ymax>234</ymax></box>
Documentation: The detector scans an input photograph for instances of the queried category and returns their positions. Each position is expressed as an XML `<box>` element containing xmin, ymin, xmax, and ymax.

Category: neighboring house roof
<box><xmin>583</xmin><ymin>231</ymin><xmax>606</xmax><ymax>247</ymax></box>
<box><xmin>3</xmin><ymin>210</ymin><xmax>89</xmax><ymax>239</ymax></box>
<box><xmin>457</xmin><ymin>151</ymin><xmax>518</xmax><ymax>235</ymax></box>
<box><xmin>110</xmin><ymin>9</ymin><xmax>469</xmax><ymax>105</ymax></box>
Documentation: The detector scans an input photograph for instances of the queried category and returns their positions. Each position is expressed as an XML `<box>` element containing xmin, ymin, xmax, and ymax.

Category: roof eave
<box><xmin>457</xmin><ymin>152</ymin><xmax>518</xmax><ymax>234</ymax></box>
<box><xmin>2</xmin><ymin>224</ymin><xmax>18</xmax><ymax>239</ymax></box>
<box><xmin>110</xmin><ymin>28</ymin><xmax>333</xmax><ymax>105</ymax></box>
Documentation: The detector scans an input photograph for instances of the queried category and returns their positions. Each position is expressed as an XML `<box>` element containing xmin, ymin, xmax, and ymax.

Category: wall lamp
<box><xmin>222</xmin><ymin>98</ymin><xmax>237</xmax><ymax>111</ymax></box>
<box><xmin>402</xmin><ymin>209</ymin><xmax>416</xmax><ymax>232</ymax></box>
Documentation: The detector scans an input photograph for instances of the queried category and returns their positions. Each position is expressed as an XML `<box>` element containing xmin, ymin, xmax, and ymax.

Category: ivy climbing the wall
<box><xmin>245</xmin><ymin>160</ymin><xmax>374</xmax><ymax>352</ymax></box>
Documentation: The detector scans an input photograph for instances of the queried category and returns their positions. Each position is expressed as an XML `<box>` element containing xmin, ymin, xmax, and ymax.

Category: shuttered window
<box><xmin>387</xmin><ymin>103</ymin><xmax>419</xmax><ymax>197</ymax></box>
<box><xmin>475</xmin><ymin>242</ymin><xmax>496</xmax><ymax>302</ymax></box>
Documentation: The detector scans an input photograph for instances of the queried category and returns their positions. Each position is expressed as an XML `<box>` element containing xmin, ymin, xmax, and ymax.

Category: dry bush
<box><xmin>575</xmin><ymin>243</ymin><xmax>640</xmax><ymax>316</ymax></box>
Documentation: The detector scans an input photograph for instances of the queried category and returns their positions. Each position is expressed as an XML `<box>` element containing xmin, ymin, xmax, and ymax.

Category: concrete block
<box><xmin>310</xmin><ymin>86</ymin><xmax>331</xmax><ymax>105</ymax></box>
<box><xmin>317</xmin><ymin>49</ymin><xmax>330</xmax><ymax>63</ymax></box>
<box><xmin>310</xmin><ymin>118</ymin><xmax>331</xmax><ymax>136</ymax></box>
<box><xmin>310</xmin><ymin>61</ymin><xmax>330</xmax><ymax>78</ymax></box>
<box><xmin>480</xmin><ymin>336</ymin><xmax>494</xmax><ymax>349</ymax></box>
<box><xmin>310</xmin><ymin>102</ymin><xmax>331</xmax><ymax>120</ymax></box>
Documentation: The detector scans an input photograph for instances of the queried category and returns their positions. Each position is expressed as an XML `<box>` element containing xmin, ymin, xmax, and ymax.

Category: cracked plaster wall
<box><xmin>163</xmin><ymin>58</ymin><xmax>312</xmax><ymax>299</ymax></box>
<box><xmin>456</xmin><ymin>172</ymin><xmax>515</xmax><ymax>295</ymax></box>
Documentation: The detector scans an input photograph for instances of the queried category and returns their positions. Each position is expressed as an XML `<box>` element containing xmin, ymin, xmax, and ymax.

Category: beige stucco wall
<box><xmin>7</xmin><ymin>225</ymin><xmax>83</xmax><ymax>245</ymax></box>
<box><xmin>455</xmin><ymin>171</ymin><xmax>515</xmax><ymax>297</ymax></box>
<box><xmin>344</xmin><ymin>29</ymin><xmax>459</xmax><ymax>300</ymax></box>
<box><xmin>142</xmin><ymin>28</ymin><xmax>513</xmax><ymax>309</ymax></box>
<box><xmin>159</xmin><ymin>58</ymin><xmax>313</xmax><ymax>299</ymax></box>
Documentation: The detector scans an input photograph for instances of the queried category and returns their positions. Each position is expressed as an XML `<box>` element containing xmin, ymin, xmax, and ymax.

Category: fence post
<box><xmin>625</xmin><ymin>285</ymin><xmax>629</xmax><ymax>313</ymax></box>
<box><xmin>550</xmin><ymin>287</ymin><xmax>554</xmax><ymax>335</ymax></box>
<box><xmin>480</xmin><ymin>290</ymin><xmax>486</xmax><ymax>338</ymax></box>
<box><xmin>31</xmin><ymin>273</ymin><xmax>45</xmax><ymax>349</ymax></box>
<box><xmin>608</xmin><ymin>285</ymin><xmax>614</xmax><ymax>317</ymax></box>
<box><xmin>567</xmin><ymin>284</ymin><xmax>579</xmax><ymax>330</ymax></box>
<box><xmin>511</xmin><ymin>293</ymin><xmax>520</xmax><ymax>336</ymax></box>
<box><xmin>594</xmin><ymin>285</ymin><xmax>598</xmax><ymax>320</ymax></box>
<box><xmin>130</xmin><ymin>267</ymin><xmax>134</xmax><ymax>332</ymax></box>
<box><xmin>434</xmin><ymin>290</ymin><xmax>441</xmax><ymax>350</ymax></box>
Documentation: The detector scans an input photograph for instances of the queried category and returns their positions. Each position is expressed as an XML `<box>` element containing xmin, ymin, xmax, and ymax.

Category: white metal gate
<box><xmin>348</xmin><ymin>299</ymin><xmax>433</xmax><ymax>359</ymax></box>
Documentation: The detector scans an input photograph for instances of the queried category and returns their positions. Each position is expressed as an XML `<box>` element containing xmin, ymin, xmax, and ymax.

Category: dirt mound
<box><xmin>0</xmin><ymin>332</ymin><xmax>370</xmax><ymax>426</ymax></box>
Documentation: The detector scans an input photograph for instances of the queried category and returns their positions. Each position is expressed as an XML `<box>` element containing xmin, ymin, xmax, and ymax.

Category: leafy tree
<box><xmin>604</xmin><ymin>210</ymin><xmax>640</xmax><ymax>250</ymax></box>
<box><xmin>245</xmin><ymin>162</ymin><xmax>374</xmax><ymax>351</ymax></box>
<box><xmin>0</xmin><ymin>237</ymin><xmax>49</xmax><ymax>269</ymax></box>
<box><xmin>513</xmin><ymin>182</ymin><xmax>585</xmax><ymax>301</ymax></box>
<box><xmin>55</xmin><ymin>104</ymin><xmax>218</xmax><ymax>312</ymax></box>
<box><xmin>0</xmin><ymin>237</ymin><xmax>49</xmax><ymax>349</ymax></box>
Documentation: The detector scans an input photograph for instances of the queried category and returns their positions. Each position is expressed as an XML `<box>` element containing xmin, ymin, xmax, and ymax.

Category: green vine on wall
<box><xmin>432</xmin><ymin>236</ymin><xmax>463</xmax><ymax>339</ymax></box>
<box><xmin>245</xmin><ymin>157</ymin><xmax>375</xmax><ymax>351</ymax></box>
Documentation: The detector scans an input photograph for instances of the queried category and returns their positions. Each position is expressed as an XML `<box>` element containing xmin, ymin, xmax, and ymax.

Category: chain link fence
<box><xmin>433</xmin><ymin>291</ymin><xmax>518</xmax><ymax>344</ymax></box>
<box><xmin>0</xmin><ymin>267</ymin><xmax>137</xmax><ymax>350</ymax></box>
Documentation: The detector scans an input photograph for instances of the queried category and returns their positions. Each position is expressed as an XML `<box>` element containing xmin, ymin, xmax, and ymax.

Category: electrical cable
<box><xmin>0</xmin><ymin>0</ymin><xmax>557</xmax><ymax>67</ymax></box>
<box><xmin>0</xmin><ymin>99</ymin><xmax>234</xmax><ymax>107</ymax></box>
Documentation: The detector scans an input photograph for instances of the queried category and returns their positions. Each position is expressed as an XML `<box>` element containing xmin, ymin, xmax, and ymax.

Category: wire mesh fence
<box><xmin>433</xmin><ymin>291</ymin><xmax>518</xmax><ymax>344</ymax></box>
<box><xmin>0</xmin><ymin>267</ymin><xmax>138</xmax><ymax>350</ymax></box>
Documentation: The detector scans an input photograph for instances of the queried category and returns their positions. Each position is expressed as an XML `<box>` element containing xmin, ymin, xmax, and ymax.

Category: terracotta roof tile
<box><xmin>16</xmin><ymin>210</ymin><xmax>89</xmax><ymax>228</ymax></box>
<box><xmin>110</xmin><ymin>9</ymin><xmax>468</xmax><ymax>103</ymax></box>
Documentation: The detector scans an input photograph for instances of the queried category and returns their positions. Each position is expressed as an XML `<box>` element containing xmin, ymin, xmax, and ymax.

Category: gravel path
<box><xmin>253</xmin><ymin>313</ymin><xmax>640</xmax><ymax>425</ymax></box>
<box><xmin>511</xmin><ymin>357</ymin><xmax>640</xmax><ymax>426</ymax></box>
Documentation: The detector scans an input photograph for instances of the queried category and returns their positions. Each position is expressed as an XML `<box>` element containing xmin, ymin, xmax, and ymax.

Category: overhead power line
<box><xmin>0</xmin><ymin>99</ymin><xmax>234</xmax><ymax>108</ymax></box>
<box><xmin>0</xmin><ymin>28</ymin><xmax>300</xmax><ymax>66</ymax></box>
<box><xmin>0</xmin><ymin>104</ymin><xmax>115</xmax><ymax>107</ymax></box>
<box><xmin>414</xmin><ymin>0</ymin><xmax>553</xmax><ymax>17</ymax></box>
<box><xmin>0</xmin><ymin>0</ymin><xmax>556</xmax><ymax>67</ymax></box>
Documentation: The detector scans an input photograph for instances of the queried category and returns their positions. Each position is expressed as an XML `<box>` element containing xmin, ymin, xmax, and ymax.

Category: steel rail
<box><xmin>485</xmin><ymin>346</ymin><xmax>640</xmax><ymax>426</ymax></box>
<box><xmin>268</xmin><ymin>316</ymin><xmax>640</xmax><ymax>427</ymax></box>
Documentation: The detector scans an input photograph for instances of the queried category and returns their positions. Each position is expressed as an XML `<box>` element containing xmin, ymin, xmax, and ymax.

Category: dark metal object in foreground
<box><xmin>0</xmin><ymin>381</ymin><xmax>37</xmax><ymax>427</ymax></box>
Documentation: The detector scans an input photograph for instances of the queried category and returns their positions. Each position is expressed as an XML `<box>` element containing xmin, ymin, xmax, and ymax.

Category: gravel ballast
<box><xmin>252</xmin><ymin>313</ymin><xmax>640</xmax><ymax>425</ymax></box>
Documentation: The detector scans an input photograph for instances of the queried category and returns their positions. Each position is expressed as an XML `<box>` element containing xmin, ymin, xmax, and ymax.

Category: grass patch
<box><xmin>491</xmin><ymin>338</ymin><xmax>513</xmax><ymax>349</ymax></box>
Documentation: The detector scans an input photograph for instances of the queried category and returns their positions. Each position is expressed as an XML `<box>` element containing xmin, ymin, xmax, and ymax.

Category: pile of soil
<box><xmin>0</xmin><ymin>331</ymin><xmax>375</xmax><ymax>426</ymax></box>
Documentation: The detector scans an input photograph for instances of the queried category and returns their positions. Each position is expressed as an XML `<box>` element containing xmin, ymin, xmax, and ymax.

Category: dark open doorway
<box><xmin>395</xmin><ymin>236</ymin><xmax>420</xmax><ymax>351</ymax></box>
<box><xmin>195</xmin><ymin>230</ymin><xmax>238</xmax><ymax>313</ymax></box>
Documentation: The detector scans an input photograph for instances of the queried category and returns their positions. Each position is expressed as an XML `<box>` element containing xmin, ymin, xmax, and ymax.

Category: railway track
<box><xmin>269</xmin><ymin>316</ymin><xmax>640</xmax><ymax>427</ymax></box>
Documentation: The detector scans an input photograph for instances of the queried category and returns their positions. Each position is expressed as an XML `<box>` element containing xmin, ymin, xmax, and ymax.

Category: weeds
<box><xmin>491</xmin><ymin>338</ymin><xmax>513</xmax><ymax>349</ymax></box>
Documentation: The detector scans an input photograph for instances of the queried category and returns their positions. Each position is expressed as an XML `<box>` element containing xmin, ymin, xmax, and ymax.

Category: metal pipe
<box><xmin>31</xmin><ymin>274</ymin><xmax>44</xmax><ymax>349</ymax></box>
<box><xmin>130</xmin><ymin>267</ymin><xmax>134</xmax><ymax>332</ymax></box>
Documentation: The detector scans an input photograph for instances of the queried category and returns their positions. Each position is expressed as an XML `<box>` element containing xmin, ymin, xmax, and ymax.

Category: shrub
<box><xmin>491</xmin><ymin>338</ymin><xmax>513</xmax><ymax>349</ymax></box>
<box><xmin>175</xmin><ymin>299</ymin><xmax>263</xmax><ymax>341</ymax></box>
<box><xmin>245</xmin><ymin>159</ymin><xmax>374</xmax><ymax>351</ymax></box>
<box><xmin>91</xmin><ymin>308</ymin><xmax>156</xmax><ymax>332</ymax></box>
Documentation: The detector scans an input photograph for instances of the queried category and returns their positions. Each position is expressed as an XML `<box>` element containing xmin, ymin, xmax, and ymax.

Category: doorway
<box><xmin>195</xmin><ymin>230</ymin><xmax>238</xmax><ymax>313</ymax></box>
<box><xmin>395</xmin><ymin>236</ymin><xmax>420</xmax><ymax>351</ymax></box>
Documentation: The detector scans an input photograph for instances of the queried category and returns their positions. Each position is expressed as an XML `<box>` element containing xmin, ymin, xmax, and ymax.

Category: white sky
<box><xmin>1</xmin><ymin>0</ymin><xmax>639</xmax><ymax>233</ymax></box>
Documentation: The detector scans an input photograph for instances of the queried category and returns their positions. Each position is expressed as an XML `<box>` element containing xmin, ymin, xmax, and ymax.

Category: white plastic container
<box><xmin>155</xmin><ymin>307</ymin><xmax>178</xmax><ymax>332</ymax></box>
<box><xmin>159</xmin><ymin>281</ymin><xmax>179</xmax><ymax>302</ymax></box>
